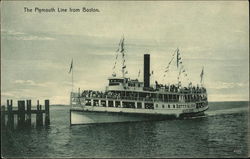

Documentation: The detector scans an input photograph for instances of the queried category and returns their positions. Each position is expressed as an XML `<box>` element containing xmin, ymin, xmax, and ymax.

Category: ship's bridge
<box><xmin>108</xmin><ymin>77</ymin><xmax>126</xmax><ymax>86</ymax></box>
<box><xmin>107</xmin><ymin>77</ymin><xmax>144</xmax><ymax>91</ymax></box>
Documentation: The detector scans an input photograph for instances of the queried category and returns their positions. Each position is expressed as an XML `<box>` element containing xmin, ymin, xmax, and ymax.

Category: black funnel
<box><xmin>144</xmin><ymin>54</ymin><xmax>150</xmax><ymax>88</ymax></box>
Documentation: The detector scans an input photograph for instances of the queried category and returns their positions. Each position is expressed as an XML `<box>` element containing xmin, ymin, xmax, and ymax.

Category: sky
<box><xmin>1</xmin><ymin>1</ymin><xmax>249</xmax><ymax>105</ymax></box>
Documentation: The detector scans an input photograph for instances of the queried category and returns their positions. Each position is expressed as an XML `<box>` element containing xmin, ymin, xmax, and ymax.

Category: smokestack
<box><xmin>144</xmin><ymin>54</ymin><xmax>150</xmax><ymax>88</ymax></box>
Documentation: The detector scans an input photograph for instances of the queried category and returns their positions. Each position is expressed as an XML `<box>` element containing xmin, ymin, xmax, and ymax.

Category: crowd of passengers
<box><xmin>155</xmin><ymin>82</ymin><xmax>206</xmax><ymax>93</ymax></box>
<box><xmin>81</xmin><ymin>86</ymin><xmax>207</xmax><ymax>101</ymax></box>
<box><xmin>81</xmin><ymin>90</ymin><xmax>150</xmax><ymax>100</ymax></box>
<box><xmin>81</xmin><ymin>90</ymin><xmax>121</xmax><ymax>99</ymax></box>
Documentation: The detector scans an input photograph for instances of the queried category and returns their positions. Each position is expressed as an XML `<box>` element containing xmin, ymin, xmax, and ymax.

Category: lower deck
<box><xmin>71</xmin><ymin>96</ymin><xmax>208</xmax><ymax>114</ymax></box>
<box><xmin>70</xmin><ymin>96</ymin><xmax>208</xmax><ymax>125</ymax></box>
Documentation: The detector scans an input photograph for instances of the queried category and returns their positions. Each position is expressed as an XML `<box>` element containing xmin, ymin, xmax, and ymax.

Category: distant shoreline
<box><xmin>208</xmin><ymin>101</ymin><xmax>249</xmax><ymax>103</ymax></box>
<box><xmin>50</xmin><ymin>104</ymin><xmax>70</xmax><ymax>107</ymax></box>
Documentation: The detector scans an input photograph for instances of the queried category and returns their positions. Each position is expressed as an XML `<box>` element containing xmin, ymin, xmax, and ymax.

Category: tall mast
<box><xmin>121</xmin><ymin>36</ymin><xmax>126</xmax><ymax>78</ymax></box>
<box><xmin>162</xmin><ymin>48</ymin><xmax>178</xmax><ymax>83</ymax></box>
<box><xmin>112</xmin><ymin>36</ymin><xmax>126</xmax><ymax>78</ymax></box>
<box><xmin>177</xmin><ymin>48</ymin><xmax>181</xmax><ymax>87</ymax></box>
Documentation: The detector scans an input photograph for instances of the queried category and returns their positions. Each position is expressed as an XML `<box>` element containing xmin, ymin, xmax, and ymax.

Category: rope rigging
<box><xmin>112</xmin><ymin>36</ymin><xmax>127</xmax><ymax>78</ymax></box>
<box><xmin>162</xmin><ymin>48</ymin><xmax>191</xmax><ymax>87</ymax></box>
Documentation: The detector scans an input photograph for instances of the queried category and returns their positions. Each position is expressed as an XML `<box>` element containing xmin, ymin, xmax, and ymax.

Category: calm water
<box><xmin>2</xmin><ymin>101</ymin><xmax>249</xmax><ymax>158</ymax></box>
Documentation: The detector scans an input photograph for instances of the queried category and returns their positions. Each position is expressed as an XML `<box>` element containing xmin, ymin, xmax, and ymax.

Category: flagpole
<box><xmin>72</xmin><ymin>60</ymin><xmax>74</xmax><ymax>92</ymax></box>
<box><xmin>69</xmin><ymin>59</ymin><xmax>74</xmax><ymax>106</ymax></box>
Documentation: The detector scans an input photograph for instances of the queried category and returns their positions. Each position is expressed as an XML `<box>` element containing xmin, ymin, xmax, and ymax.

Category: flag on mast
<box><xmin>120</xmin><ymin>37</ymin><xmax>124</xmax><ymax>53</ymax></box>
<box><xmin>200</xmin><ymin>66</ymin><xmax>204</xmax><ymax>83</ymax></box>
<box><xmin>69</xmin><ymin>59</ymin><xmax>73</xmax><ymax>73</ymax></box>
<box><xmin>117</xmin><ymin>36</ymin><xmax>125</xmax><ymax>53</ymax></box>
<box><xmin>176</xmin><ymin>49</ymin><xmax>181</xmax><ymax>68</ymax></box>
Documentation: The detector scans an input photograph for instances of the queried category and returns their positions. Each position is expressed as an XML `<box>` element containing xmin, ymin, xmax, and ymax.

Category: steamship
<box><xmin>70</xmin><ymin>37</ymin><xmax>208</xmax><ymax>125</ymax></box>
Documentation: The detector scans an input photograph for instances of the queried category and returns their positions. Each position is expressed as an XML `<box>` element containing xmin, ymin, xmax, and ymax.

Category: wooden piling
<box><xmin>4</xmin><ymin>99</ymin><xmax>49</xmax><ymax>129</ymax></box>
<box><xmin>39</xmin><ymin>105</ymin><xmax>43</xmax><ymax>126</ymax></box>
<box><xmin>17</xmin><ymin>100</ymin><xmax>25</xmax><ymax>127</ymax></box>
<box><xmin>36</xmin><ymin>100</ymin><xmax>40</xmax><ymax>126</ymax></box>
<box><xmin>26</xmin><ymin>100</ymin><xmax>32</xmax><ymax>126</ymax></box>
<box><xmin>7</xmin><ymin>100</ymin><xmax>14</xmax><ymax>128</ymax></box>
<box><xmin>21</xmin><ymin>101</ymin><xmax>26</xmax><ymax>126</ymax></box>
<box><xmin>1</xmin><ymin>105</ymin><xmax>6</xmax><ymax>128</ymax></box>
<box><xmin>36</xmin><ymin>100</ymin><xmax>43</xmax><ymax>126</ymax></box>
<box><xmin>45</xmin><ymin>100</ymin><xmax>50</xmax><ymax>125</ymax></box>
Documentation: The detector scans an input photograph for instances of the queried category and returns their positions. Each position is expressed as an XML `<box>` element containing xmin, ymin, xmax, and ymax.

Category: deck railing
<box><xmin>72</xmin><ymin>94</ymin><xmax>207</xmax><ymax>103</ymax></box>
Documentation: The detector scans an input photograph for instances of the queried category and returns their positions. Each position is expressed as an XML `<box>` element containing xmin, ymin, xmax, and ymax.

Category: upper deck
<box><xmin>78</xmin><ymin>84</ymin><xmax>207</xmax><ymax>104</ymax></box>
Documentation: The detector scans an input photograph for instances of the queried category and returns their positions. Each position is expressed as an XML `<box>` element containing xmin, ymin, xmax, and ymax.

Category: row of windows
<box><xmin>86</xmin><ymin>99</ymin><xmax>198</xmax><ymax>110</ymax></box>
<box><xmin>155</xmin><ymin>104</ymin><xmax>173</xmax><ymax>109</ymax></box>
<box><xmin>176</xmin><ymin>104</ymin><xmax>192</xmax><ymax>109</ymax></box>
<box><xmin>86</xmin><ymin>99</ymin><xmax>149</xmax><ymax>109</ymax></box>
<box><xmin>155</xmin><ymin>104</ymin><xmax>193</xmax><ymax>109</ymax></box>
<box><xmin>196</xmin><ymin>103</ymin><xmax>206</xmax><ymax>108</ymax></box>
<box><xmin>109</xmin><ymin>79</ymin><xmax>124</xmax><ymax>83</ymax></box>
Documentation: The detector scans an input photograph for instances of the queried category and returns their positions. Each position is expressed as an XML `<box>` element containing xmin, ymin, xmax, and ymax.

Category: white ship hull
<box><xmin>70</xmin><ymin>104</ymin><xmax>208</xmax><ymax>125</ymax></box>
<box><xmin>70</xmin><ymin>111</ymin><xmax>175</xmax><ymax>125</ymax></box>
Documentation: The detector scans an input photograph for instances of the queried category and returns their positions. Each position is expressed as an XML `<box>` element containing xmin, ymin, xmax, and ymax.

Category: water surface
<box><xmin>2</xmin><ymin>101</ymin><xmax>249</xmax><ymax>158</ymax></box>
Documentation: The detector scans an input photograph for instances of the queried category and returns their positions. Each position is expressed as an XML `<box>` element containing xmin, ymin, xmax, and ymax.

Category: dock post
<box><xmin>21</xmin><ymin>101</ymin><xmax>26</xmax><ymax>126</ymax></box>
<box><xmin>26</xmin><ymin>100</ymin><xmax>32</xmax><ymax>127</ymax></box>
<box><xmin>36</xmin><ymin>100</ymin><xmax>41</xmax><ymax>126</ymax></box>
<box><xmin>7</xmin><ymin>100</ymin><xmax>14</xmax><ymax>129</ymax></box>
<box><xmin>39</xmin><ymin>104</ymin><xmax>43</xmax><ymax>126</ymax></box>
<box><xmin>17</xmin><ymin>100</ymin><xmax>25</xmax><ymax>128</ymax></box>
<box><xmin>45</xmin><ymin>100</ymin><xmax>50</xmax><ymax>125</ymax></box>
<box><xmin>18</xmin><ymin>100</ymin><xmax>21</xmax><ymax>126</ymax></box>
<box><xmin>1</xmin><ymin>105</ymin><xmax>6</xmax><ymax>128</ymax></box>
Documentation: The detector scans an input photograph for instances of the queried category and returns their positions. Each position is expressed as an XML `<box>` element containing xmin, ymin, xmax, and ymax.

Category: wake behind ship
<box><xmin>70</xmin><ymin>37</ymin><xmax>208</xmax><ymax>125</ymax></box>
